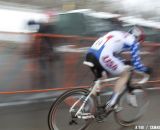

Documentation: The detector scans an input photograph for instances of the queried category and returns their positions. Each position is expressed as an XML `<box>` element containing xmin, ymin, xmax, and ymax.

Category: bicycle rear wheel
<box><xmin>114</xmin><ymin>86</ymin><xmax>149</xmax><ymax>126</ymax></box>
<box><xmin>48</xmin><ymin>88</ymin><xmax>96</xmax><ymax>130</ymax></box>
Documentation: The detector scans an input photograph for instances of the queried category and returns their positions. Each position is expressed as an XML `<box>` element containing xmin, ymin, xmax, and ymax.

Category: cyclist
<box><xmin>85</xmin><ymin>26</ymin><xmax>151</xmax><ymax>111</ymax></box>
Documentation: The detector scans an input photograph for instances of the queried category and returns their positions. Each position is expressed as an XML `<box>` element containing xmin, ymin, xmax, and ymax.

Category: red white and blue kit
<box><xmin>87</xmin><ymin>31</ymin><xmax>147</xmax><ymax>75</ymax></box>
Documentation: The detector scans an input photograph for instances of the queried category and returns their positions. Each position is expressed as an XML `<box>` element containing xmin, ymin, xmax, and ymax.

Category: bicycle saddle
<box><xmin>83</xmin><ymin>61</ymin><xmax>94</xmax><ymax>67</ymax></box>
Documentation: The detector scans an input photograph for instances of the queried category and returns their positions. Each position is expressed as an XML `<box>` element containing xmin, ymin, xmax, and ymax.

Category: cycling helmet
<box><xmin>130</xmin><ymin>26</ymin><xmax>145</xmax><ymax>42</ymax></box>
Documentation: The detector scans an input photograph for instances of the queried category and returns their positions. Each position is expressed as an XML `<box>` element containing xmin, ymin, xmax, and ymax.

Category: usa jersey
<box><xmin>88</xmin><ymin>31</ymin><xmax>147</xmax><ymax>73</ymax></box>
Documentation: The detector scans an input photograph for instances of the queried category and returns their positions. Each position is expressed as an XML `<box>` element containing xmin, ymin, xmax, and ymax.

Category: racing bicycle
<box><xmin>48</xmin><ymin>60</ymin><xmax>150</xmax><ymax>130</ymax></box>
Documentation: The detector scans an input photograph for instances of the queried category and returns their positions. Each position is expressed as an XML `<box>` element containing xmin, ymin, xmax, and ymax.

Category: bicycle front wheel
<box><xmin>114</xmin><ymin>86</ymin><xmax>149</xmax><ymax>126</ymax></box>
<box><xmin>48</xmin><ymin>88</ymin><xmax>96</xmax><ymax>130</ymax></box>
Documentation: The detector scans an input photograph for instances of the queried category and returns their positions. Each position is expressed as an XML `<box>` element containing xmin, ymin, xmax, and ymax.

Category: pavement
<box><xmin>0</xmin><ymin>89</ymin><xmax>159</xmax><ymax>130</ymax></box>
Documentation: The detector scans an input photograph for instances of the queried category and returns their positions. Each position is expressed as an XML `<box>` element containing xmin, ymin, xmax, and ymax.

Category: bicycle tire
<box><xmin>114</xmin><ymin>86</ymin><xmax>149</xmax><ymax>126</ymax></box>
<box><xmin>48</xmin><ymin>88</ymin><xmax>96</xmax><ymax>130</ymax></box>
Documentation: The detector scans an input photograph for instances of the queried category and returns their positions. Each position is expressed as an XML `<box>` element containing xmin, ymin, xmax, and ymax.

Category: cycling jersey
<box><xmin>87</xmin><ymin>31</ymin><xmax>147</xmax><ymax>75</ymax></box>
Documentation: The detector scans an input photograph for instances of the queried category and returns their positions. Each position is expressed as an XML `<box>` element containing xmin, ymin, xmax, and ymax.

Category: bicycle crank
<box><xmin>77</xmin><ymin>113</ymin><xmax>95</xmax><ymax>119</ymax></box>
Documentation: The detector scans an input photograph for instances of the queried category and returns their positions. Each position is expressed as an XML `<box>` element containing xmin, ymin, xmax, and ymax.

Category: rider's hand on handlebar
<box><xmin>144</xmin><ymin>66</ymin><xmax>152</xmax><ymax>75</ymax></box>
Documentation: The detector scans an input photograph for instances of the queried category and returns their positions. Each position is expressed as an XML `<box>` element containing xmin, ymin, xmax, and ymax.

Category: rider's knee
<box><xmin>120</xmin><ymin>65</ymin><xmax>132</xmax><ymax>76</ymax></box>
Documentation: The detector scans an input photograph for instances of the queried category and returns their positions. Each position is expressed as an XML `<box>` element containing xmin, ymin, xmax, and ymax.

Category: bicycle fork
<box><xmin>70</xmin><ymin>80</ymin><xmax>102</xmax><ymax>119</ymax></box>
<box><xmin>70</xmin><ymin>91</ymin><xmax>95</xmax><ymax>119</ymax></box>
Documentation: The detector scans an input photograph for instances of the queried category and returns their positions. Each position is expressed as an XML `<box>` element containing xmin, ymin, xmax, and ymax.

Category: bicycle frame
<box><xmin>48</xmin><ymin>60</ymin><xmax>150</xmax><ymax>130</ymax></box>
<box><xmin>69</xmin><ymin>77</ymin><xmax>120</xmax><ymax>118</ymax></box>
<box><xmin>70</xmin><ymin>71</ymin><xmax>149</xmax><ymax>118</ymax></box>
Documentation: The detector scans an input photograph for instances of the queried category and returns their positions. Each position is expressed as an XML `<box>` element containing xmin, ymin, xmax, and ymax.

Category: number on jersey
<box><xmin>91</xmin><ymin>35</ymin><xmax>113</xmax><ymax>50</ymax></box>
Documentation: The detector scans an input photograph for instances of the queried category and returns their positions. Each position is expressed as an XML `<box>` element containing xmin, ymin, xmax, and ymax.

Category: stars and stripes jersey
<box><xmin>87</xmin><ymin>31</ymin><xmax>147</xmax><ymax>73</ymax></box>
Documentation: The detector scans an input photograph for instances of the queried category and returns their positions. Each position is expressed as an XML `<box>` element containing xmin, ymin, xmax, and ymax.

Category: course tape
<box><xmin>0</xmin><ymin>80</ymin><xmax>159</xmax><ymax>95</ymax></box>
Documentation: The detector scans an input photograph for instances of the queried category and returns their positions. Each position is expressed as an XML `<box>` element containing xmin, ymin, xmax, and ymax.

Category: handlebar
<box><xmin>134</xmin><ymin>70</ymin><xmax>150</xmax><ymax>84</ymax></box>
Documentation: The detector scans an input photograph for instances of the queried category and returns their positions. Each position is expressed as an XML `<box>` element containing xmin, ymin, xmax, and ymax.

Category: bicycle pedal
<box><xmin>77</xmin><ymin>113</ymin><xmax>95</xmax><ymax>119</ymax></box>
<box><xmin>69</xmin><ymin>120</ymin><xmax>78</xmax><ymax>125</ymax></box>
<box><xmin>96</xmin><ymin>117</ymin><xmax>104</xmax><ymax>123</ymax></box>
<box><xmin>114</xmin><ymin>105</ymin><xmax>123</xmax><ymax>112</ymax></box>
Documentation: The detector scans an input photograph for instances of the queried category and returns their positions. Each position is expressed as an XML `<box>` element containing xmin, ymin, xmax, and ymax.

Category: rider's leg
<box><xmin>99</xmin><ymin>54</ymin><xmax>133</xmax><ymax>109</ymax></box>
<box><xmin>109</xmin><ymin>66</ymin><xmax>132</xmax><ymax>106</ymax></box>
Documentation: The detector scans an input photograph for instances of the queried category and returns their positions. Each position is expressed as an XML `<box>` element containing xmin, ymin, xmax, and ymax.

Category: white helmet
<box><xmin>130</xmin><ymin>26</ymin><xmax>145</xmax><ymax>42</ymax></box>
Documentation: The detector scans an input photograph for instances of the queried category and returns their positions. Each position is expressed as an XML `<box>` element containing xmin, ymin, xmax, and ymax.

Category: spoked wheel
<box><xmin>48</xmin><ymin>88</ymin><xmax>96</xmax><ymax>130</ymax></box>
<box><xmin>114</xmin><ymin>86</ymin><xmax>149</xmax><ymax>126</ymax></box>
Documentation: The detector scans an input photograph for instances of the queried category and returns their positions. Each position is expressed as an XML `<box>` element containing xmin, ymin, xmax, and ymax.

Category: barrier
<box><xmin>0</xmin><ymin>31</ymin><xmax>160</xmax><ymax>94</ymax></box>
<box><xmin>0</xmin><ymin>79</ymin><xmax>159</xmax><ymax>95</ymax></box>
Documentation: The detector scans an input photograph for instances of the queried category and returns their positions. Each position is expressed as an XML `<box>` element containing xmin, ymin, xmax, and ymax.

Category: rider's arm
<box><xmin>130</xmin><ymin>41</ymin><xmax>148</xmax><ymax>73</ymax></box>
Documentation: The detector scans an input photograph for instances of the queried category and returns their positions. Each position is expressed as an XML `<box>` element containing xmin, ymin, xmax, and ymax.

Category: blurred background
<box><xmin>0</xmin><ymin>1</ymin><xmax>160</xmax><ymax>130</ymax></box>
<box><xmin>0</xmin><ymin>0</ymin><xmax>160</xmax><ymax>91</ymax></box>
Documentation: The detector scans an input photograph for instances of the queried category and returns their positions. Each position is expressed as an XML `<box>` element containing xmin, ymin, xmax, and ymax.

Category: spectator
<box><xmin>27</xmin><ymin>10</ymin><xmax>58</xmax><ymax>88</ymax></box>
